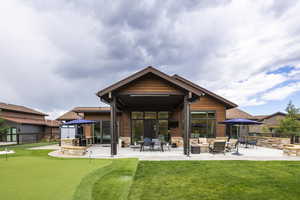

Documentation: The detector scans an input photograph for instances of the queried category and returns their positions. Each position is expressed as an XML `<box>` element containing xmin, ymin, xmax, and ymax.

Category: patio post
<box><xmin>110</xmin><ymin>95</ymin><xmax>117</xmax><ymax>156</ymax></box>
<box><xmin>183</xmin><ymin>95</ymin><xmax>190</xmax><ymax>156</ymax></box>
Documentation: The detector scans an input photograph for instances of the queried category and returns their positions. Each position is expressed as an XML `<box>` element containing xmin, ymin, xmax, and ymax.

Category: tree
<box><xmin>0</xmin><ymin>117</ymin><xmax>9</xmax><ymax>135</ymax></box>
<box><xmin>276</xmin><ymin>101</ymin><xmax>300</xmax><ymax>143</ymax></box>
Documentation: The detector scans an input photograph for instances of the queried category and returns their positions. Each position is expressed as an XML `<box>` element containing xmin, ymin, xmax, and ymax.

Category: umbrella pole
<box><xmin>237</xmin><ymin>125</ymin><xmax>240</xmax><ymax>154</ymax></box>
<box><xmin>233</xmin><ymin>125</ymin><xmax>240</xmax><ymax>155</ymax></box>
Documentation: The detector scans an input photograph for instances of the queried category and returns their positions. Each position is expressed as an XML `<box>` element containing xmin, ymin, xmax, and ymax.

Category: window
<box><xmin>158</xmin><ymin>112</ymin><xmax>169</xmax><ymax>119</ymax></box>
<box><xmin>158</xmin><ymin>120</ymin><xmax>169</xmax><ymax>141</ymax></box>
<box><xmin>131</xmin><ymin>111</ymin><xmax>171</xmax><ymax>143</ymax></box>
<box><xmin>132</xmin><ymin>112</ymin><xmax>143</xmax><ymax>119</ymax></box>
<box><xmin>191</xmin><ymin>111</ymin><xmax>216</xmax><ymax>138</ymax></box>
<box><xmin>144</xmin><ymin>112</ymin><xmax>156</xmax><ymax>119</ymax></box>
<box><xmin>132</xmin><ymin>120</ymin><xmax>144</xmax><ymax>142</ymax></box>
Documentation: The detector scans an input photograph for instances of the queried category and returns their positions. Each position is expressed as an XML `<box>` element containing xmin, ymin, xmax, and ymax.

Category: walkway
<box><xmin>49</xmin><ymin>145</ymin><xmax>300</xmax><ymax>161</ymax></box>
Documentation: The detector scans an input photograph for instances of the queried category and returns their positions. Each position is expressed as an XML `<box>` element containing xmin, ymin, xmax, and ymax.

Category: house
<box><xmin>66</xmin><ymin>66</ymin><xmax>237</xmax><ymax>155</ymax></box>
<box><xmin>0</xmin><ymin>102</ymin><xmax>60</xmax><ymax>143</ymax></box>
<box><xmin>250</xmin><ymin>112</ymin><xmax>287</xmax><ymax>136</ymax></box>
<box><xmin>226</xmin><ymin>108</ymin><xmax>288</xmax><ymax>137</ymax></box>
<box><xmin>56</xmin><ymin>110</ymin><xmax>84</xmax><ymax>122</ymax></box>
<box><xmin>225</xmin><ymin>108</ymin><xmax>256</xmax><ymax>138</ymax></box>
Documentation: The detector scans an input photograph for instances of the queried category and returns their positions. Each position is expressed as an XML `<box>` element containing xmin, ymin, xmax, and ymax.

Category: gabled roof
<box><xmin>96</xmin><ymin>66</ymin><xmax>237</xmax><ymax>108</ymax></box>
<box><xmin>73</xmin><ymin>107</ymin><xmax>111</xmax><ymax>113</ymax></box>
<box><xmin>255</xmin><ymin>112</ymin><xmax>286</xmax><ymax>121</ymax></box>
<box><xmin>2</xmin><ymin>117</ymin><xmax>60</xmax><ymax>127</ymax></box>
<box><xmin>0</xmin><ymin>102</ymin><xmax>47</xmax><ymax>116</ymax></box>
<box><xmin>56</xmin><ymin>110</ymin><xmax>83</xmax><ymax>121</ymax></box>
<box><xmin>96</xmin><ymin>66</ymin><xmax>204</xmax><ymax>98</ymax></box>
<box><xmin>172</xmin><ymin>74</ymin><xmax>237</xmax><ymax>109</ymax></box>
<box><xmin>226</xmin><ymin>108</ymin><xmax>254</xmax><ymax>119</ymax></box>
<box><xmin>45</xmin><ymin>120</ymin><xmax>61</xmax><ymax>127</ymax></box>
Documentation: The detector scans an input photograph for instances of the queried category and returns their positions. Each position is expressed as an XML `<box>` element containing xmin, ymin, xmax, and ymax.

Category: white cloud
<box><xmin>262</xmin><ymin>82</ymin><xmax>300</xmax><ymax>101</ymax></box>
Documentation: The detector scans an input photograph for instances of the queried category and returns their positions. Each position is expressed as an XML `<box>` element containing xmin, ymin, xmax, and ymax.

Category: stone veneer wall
<box><xmin>283</xmin><ymin>144</ymin><xmax>300</xmax><ymax>156</ymax></box>
<box><xmin>248</xmin><ymin>136</ymin><xmax>290</xmax><ymax>149</ymax></box>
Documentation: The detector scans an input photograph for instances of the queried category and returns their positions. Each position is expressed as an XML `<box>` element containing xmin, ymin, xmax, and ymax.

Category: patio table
<box><xmin>139</xmin><ymin>141</ymin><xmax>166</xmax><ymax>152</ymax></box>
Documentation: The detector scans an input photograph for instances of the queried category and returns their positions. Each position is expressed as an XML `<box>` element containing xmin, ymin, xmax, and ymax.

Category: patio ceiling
<box><xmin>116</xmin><ymin>94</ymin><xmax>184</xmax><ymax>111</ymax></box>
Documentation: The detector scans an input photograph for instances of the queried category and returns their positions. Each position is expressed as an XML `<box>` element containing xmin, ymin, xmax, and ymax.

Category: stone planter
<box><xmin>61</xmin><ymin>146</ymin><xmax>87</xmax><ymax>156</ymax></box>
<box><xmin>283</xmin><ymin>144</ymin><xmax>300</xmax><ymax>157</ymax></box>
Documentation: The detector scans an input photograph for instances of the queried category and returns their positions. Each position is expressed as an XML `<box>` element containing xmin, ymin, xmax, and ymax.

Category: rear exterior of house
<box><xmin>0</xmin><ymin>103</ymin><xmax>60</xmax><ymax>143</ymax></box>
<box><xmin>69</xmin><ymin>66</ymin><xmax>237</xmax><ymax>155</ymax></box>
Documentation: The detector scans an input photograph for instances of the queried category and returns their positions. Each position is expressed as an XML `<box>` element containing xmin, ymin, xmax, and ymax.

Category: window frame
<box><xmin>190</xmin><ymin>110</ymin><xmax>216</xmax><ymax>138</ymax></box>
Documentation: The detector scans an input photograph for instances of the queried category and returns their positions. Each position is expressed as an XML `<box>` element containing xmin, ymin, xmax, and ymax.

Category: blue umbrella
<box><xmin>219</xmin><ymin>118</ymin><xmax>262</xmax><ymax>125</ymax></box>
<box><xmin>219</xmin><ymin>118</ymin><xmax>262</xmax><ymax>154</ymax></box>
<box><xmin>63</xmin><ymin>119</ymin><xmax>96</xmax><ymax>125</ymax></box>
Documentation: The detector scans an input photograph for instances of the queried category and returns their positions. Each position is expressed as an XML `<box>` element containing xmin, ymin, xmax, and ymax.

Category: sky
<box><xmin>1</xmin><ymin>0</ymin><xmax>300</xmax><ymax>119</ymax></box>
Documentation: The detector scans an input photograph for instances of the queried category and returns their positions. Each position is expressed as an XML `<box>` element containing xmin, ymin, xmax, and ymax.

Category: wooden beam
<box><xmin>110</xmin><ymin>96</ymin><xmax>117</xmax><ymax>156</ymax></box>
<box><xmin>182</xmin><ymin>95</ymin><xmax>191</xmax><ymax>156</ymax></box>
<box><xmin>183</xmin><ymin>95</ymin><xmax>189</xmax><ymax>155</ymax></box>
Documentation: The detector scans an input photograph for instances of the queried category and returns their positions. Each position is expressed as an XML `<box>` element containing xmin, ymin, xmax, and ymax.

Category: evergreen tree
<box><xmin>276</xmin><ymin>101</ymin><xmax>300</xmax><ymax>143</ymax></box>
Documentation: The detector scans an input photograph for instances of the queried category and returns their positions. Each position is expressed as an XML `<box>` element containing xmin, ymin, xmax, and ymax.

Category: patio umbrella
<box><xmin>219</xmin><ymin>118</ymin><xmax>262</xmax><ymax>154</ymax></box>
<box><xmin>63</xmin><ymin>119</ymin><xmax>96</xmax><ymax>125</ymax></box>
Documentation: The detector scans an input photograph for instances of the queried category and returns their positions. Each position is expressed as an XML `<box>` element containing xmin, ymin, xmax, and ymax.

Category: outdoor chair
<box><xmin>164</xmin><ymin>142</ymin><xmax>171</xmax><ymax>151</ymax></box>
<box><xmin>152</xmin><ymin>139</ymin><xmax>162</xmax><ymax>151</ymax></box>
<box><xmin>226</xmin><ymin>139</ymin><xmax>238</xmax><ymax>152</ymax></box>
<box><xmin>247</xmin><ymin>139</ymin><xmax>257</xmax><ymax>148</ymax></box>
<box><xmin>141</xmin><ymin>137</ymin><xmax>153</xmax><ymax>151</ymax></box>
<box><xmin>209</xmin><ymin>141</ymin><xmax>226</xmax><ymax>154</ymax></box>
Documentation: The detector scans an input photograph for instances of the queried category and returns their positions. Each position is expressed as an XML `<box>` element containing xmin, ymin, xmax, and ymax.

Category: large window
<box><xmin>191</xmin><ymin>111</ymin><xmax>216</xmax><ymax>138</ymax></box>
<box><xmin>131</xmin><ymin>111</ymin><xmax>170</xmax><ymax>143</ymax></box>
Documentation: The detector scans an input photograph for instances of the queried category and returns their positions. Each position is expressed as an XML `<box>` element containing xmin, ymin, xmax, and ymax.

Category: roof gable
<box><xmin>96</xmin><ymin>66</ymin><xmax>204</xmax><ymax>98</ymax></box>
<box><xmin>226</xmin><ymin>108</ymin><xmax>253</xmax><ymax>119</ymax></box>
<box><xmin>0</xmin><ymin>102</ymin><xmax>47</xmax><ymax>116</ymax></box>
<box><xmin>172</xmin><ymin>74</ymin><xmax>237</xmax><ymax>109</ymax></box>
<box><xmin>258</xmin><ymin>112</ymin><xmax>286</xmax><ymax>121</ymax></box>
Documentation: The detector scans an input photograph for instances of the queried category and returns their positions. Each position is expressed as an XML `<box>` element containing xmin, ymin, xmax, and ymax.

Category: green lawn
<box><xmin>1</xmin><ymin>144</ymin><xmax>300</xmax><ymax>200</ymax></box>
<box><xmin>128</xmin><ymin>161</ymin><xmax>300</xmax><ymax>200</ymax></box>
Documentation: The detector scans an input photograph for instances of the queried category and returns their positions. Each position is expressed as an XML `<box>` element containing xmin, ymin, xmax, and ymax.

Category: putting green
<box><xmin>0</xmin><ymin>155</ymin><xmax>111</xmax><ymax>200</ymax></box>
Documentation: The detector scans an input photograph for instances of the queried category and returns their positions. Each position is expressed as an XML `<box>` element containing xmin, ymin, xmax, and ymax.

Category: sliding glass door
<box><xmin>131</xmin><ymin>111</ymin><xmax>170</xmax><ymax>144</ymax></box>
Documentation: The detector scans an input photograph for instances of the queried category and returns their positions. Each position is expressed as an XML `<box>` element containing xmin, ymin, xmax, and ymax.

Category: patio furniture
<box><xmin>209</xmin><ymin>141</ymin><xmax>226</xmax><ymax>154</ymax></box>
<box><xmin>226</xmin><ymin>139</ymin><xmax>238</xmax><ymax>152</ymax></box>
<box><xmin>130</xmin><ymin>142</ymin><xmax>140</xmax><ymax>151</ymax></box>
<box><xmin>164</xmin><ymin>142</ymin><xmax>171</xmax><ymax>151</ymax></box>
<box><xmin>152</xmin><ymin>139</ymin><xmax>163</xmax><ymax>151</ymax></box>
<box><xmin>247</xmin><ymin>139</ymin><xmax>257</xmax><ymax>148</ymax></box>
<box><xmin>199</xmin><ymin>143</ymin><xmax>209</xmax><ymax>153</ymax></box>
<box><xmin>140</xmin><ymin>137</ymin><xmax>153</xmax><ymax>151</ymax></box>
<box><xmin>191</xmin><ymin>145</ymin><xmax>201</xmax><ymax>154</ymax></box>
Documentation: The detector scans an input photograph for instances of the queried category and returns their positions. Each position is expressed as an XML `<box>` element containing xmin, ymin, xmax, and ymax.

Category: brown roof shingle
<box><xmin>73</xmin><ymin>107</ymin><xmax>110</xmax><ymax>113</ymax></box>
<box><xmin>56</xmin><ymin>111</ymin><xmax>83</xmax><ymax>121</ymax></box>
<box><xmin>2</xmin><ymin>117</ymin><xmax>59</xmax><ymax>127</ymax></box>
<box><xmin>226</xmin><ymin>108</ymin><xmax>254</xmax><ymax>119</ymax></box>
<box><xmin>0</xmin><ymin>102</ymin><xmax>47</xmax><ymax>116</ymax></box>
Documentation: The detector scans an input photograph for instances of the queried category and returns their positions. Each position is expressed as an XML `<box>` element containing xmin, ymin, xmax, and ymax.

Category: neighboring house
<box><xmin>226</xmin><ymin>108</ymin><xmax>288</xmax><ymax>137</ymax></box>
<box><xmin>226</xmin><ymin>108</ymin><xmax>255</xmax><ymax>138</ymax></box>
<box><xmin>56</xmin><ymin>110</ymin><xmax>84</xmax><ymax>122</ymax></box>
<box><xmin>250</xmin><ymin>112</ymin><xmax>287</xmax><ymax>136</ymax></box>
<box><xmin>67</xmin><ymin>66</ymin><xmax>237</xmax><ymax>154</ymax></box>
<box><xmin>0</xmin><ymin>102</ymin><xmax>60</xmax><ymax>143</ymax></box>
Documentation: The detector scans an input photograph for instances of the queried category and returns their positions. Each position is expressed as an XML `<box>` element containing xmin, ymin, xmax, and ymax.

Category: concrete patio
<box><xmin>48</xmin><ymin>145</ymin><xmax>300</xmax><ymax>161</ymax></box>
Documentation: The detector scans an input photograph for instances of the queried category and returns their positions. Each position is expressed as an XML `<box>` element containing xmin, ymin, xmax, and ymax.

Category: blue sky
<box><xmin>0</xmin><ymin>0</ymin><xmax>300</xmax><ymax>119</ymax></box>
